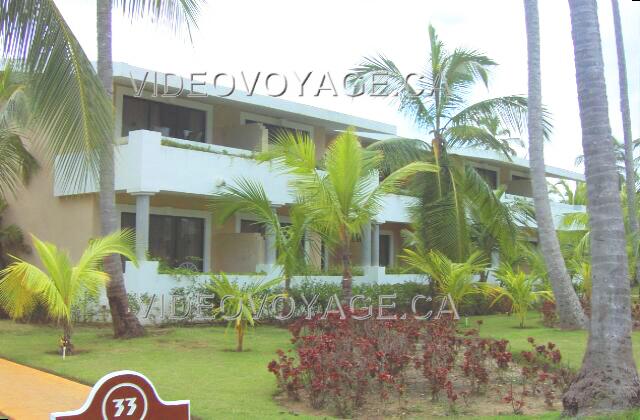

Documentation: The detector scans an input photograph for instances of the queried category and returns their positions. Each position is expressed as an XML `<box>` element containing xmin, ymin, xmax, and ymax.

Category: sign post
<box><xmin>50</xmin><ymin>370</ymin><xmax>190</xmax><ymax>420</ymax></box>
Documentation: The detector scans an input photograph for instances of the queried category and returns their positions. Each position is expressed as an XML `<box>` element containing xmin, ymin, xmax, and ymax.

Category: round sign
<box><xmin>101</xmin><ymin>383</ymin><xmax>148</xmax><ymax>419</ymax></box>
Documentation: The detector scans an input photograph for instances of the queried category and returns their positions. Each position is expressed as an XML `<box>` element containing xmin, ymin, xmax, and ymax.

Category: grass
<box><xmin>2</xmin><ymin>314</ymin><xmax>640</xmax><ymax>419</ymax></box>
<box><xmin>0</xmin><ymin>321</ymin><xmax>299</xmax><ymax>419</ymax></box>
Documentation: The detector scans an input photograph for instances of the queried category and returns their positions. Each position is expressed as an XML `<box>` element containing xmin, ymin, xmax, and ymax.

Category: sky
<box><xmin>56</xmin><ymin>0</ymin><xmax>640</xmax><ymax>172</ymax></box>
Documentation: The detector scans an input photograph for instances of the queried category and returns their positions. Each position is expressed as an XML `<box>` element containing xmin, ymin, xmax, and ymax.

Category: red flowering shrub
<box><xmin>489</xmin><ymin>339</ymin><xmax>512</xmax><ymax>369</ymax></box>
<box><xmin>539</xmin><ymin>300</ymin><xmax>557</xmax><ymax>327</ymax></box>
<box><xmin>460</xmin><ymin>328</ymin><xmax>490</xmax><ymax>394</ymax></box>
<box><xmin>417</xmin><ymin>318</ymin><xmax>458</xmax><ymax>401</ymax></box>
<box><xmin>268</xmin><ymin>310</ymin><xmax>420</xmax><ymax>417</ymax></box>
<box><xmin>519</xmin><ymin>337</ymin><xmax>574</xmax><ymax>408</ymax></box>
<box><xmin>268</xmin><ymin>349</ymin><xmax>302</xmax><ymax>400</ymax></box>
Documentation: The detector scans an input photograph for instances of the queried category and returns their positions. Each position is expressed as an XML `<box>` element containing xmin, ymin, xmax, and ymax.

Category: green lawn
<box><xmin>2</xmin><ymin>315</ymin><xmax>640</xmax><ymax>419</ymax></box>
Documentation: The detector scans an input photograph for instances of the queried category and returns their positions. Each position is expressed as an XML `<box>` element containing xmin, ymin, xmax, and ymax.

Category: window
<box><xmin>121</xmin><ymin>212</ymin><xmax>205</xmax><ymax>270</ymax></box>
<box><xmin>379</xmin><ymin>234</ymin><xmax>392</xmax><ymax>267</ymax></box>
<box><xmin>121</xmin><ymin>95</ymin><xmax>206</xmax><ymax>142</ymax></box>
<box><xmin>245</xmin><ymin>120</ymin><xmax>310</xmax><ymax>144</ymax></box>
<box><xmin>475</xmin><ymin>167</ymin><xmax>498</xmax><ymax>189</ymax></box>
<box><xmin>240</xmin><ymin>219</ymin><xmax>265</xmax><ymax>235</ymax></box>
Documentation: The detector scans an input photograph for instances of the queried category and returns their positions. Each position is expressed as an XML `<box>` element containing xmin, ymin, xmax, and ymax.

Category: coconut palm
<box><xmin>562</xmin><ymin>0</ymin><xmax>640</xmax><ymax>414</ymax></box>
<box><xmin>612</xmin><ymin>0</ymin><xmax>640</xmax><ymax>286</ymax></box>
<box><xmin>401</xmin><ymin>248</ymin><xmax>487</xmax><ymax>308</ymax></box>
<box><xmin>350</xmin><ymin>25</ymin><xmax>543</xmax><ymax>263</ymax></box>
<box><xmin>259</xmin><ymin>130</ymin><xmax>438</xmax><ymax>301</ymax></box>
<box><xmin>208</xmin><ymin>273</ymin><xmax>282</xmax><ymax>352</ymax></box>
<box><xmin>209</xmin><ymin>178</ymin><xmax>312</xmax><ymax>302</ymax></box>
<box><xmin>485</xmin><ymin>262</ymin><xmax>552</xmax><ymax>328</ymax></box>
<box><xmin>469</xmin><ymin>187</ymin><xmax>535</xmax><ymax>281</ymax></box>
<box><xmin>95</xmin><ymin>0</ymin><xmax>203</xmax><ymax>338</ymax></box>
<box><xmin>0</xmin><ymin>230</ymin><xmax>136</xmax><ymax>352</ymax></box>
<box><xmin>0</xmin><ymin>0</ymin><xmax>112</xmax><ymax>194</ymax></box>
<box><xmin>524</xmin><ymin>0</ymin><xmax>586</xmax><ymax>330</ymax></box>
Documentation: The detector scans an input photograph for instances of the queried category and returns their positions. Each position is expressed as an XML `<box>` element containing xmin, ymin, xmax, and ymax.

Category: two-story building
<box><xmin>5</xmin><ymin>63</ymin><xmax>586</xmax><ymax>290</ymax></box>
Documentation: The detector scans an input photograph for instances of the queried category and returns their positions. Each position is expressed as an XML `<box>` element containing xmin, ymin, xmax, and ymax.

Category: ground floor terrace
<box><xmin>117</xmin><ymin>191</ymin><xmax>407</xmax><ymax>275</ymax></box>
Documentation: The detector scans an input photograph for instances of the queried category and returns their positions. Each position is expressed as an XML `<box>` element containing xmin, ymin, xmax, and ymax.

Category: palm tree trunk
<box><xmin>563</xmin><ymin>0</ymin><xmax>640</xmax><ymax>415</ymax></box>
<box><xmin>611</xmin><ymin>0</ymin><xmax>640</xmax><ymax>285</ymax></box>
<box><xmin>524</xmin><ymin>0</ymin><xmax>586</xmax><ymax>330</ymax></box>
<box><xmin>340</xmin><ymin>237</ymin><xmax>353</xmax><ymax>304</ymax></box>
<box><xmin>97</xmin><ymin>0</ymin><xmax>144</xmax><ymax>338</ymax></box>
<box><xmin>236</xmin><ymin>321</ymin><xmax>245</xmax><ymax>352</ymax></box>
<box><xmin>62</xmin><ymin>320</ymin><xmax>74</xmax><ymax>355</ymax></box>
<box><xmin>282</xmin><ymin>275</ymin><xmax>291</xmax><ymax>317</ymax></box>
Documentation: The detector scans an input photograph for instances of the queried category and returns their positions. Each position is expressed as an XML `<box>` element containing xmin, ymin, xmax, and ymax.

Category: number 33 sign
<box><xmin>50</xmin><ymin>371</ymin><xmax>190</xmax><ymax>420</ymax></box>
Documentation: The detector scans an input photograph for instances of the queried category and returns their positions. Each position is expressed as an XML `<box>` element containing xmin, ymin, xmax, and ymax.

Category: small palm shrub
<box><xmin>0</xmin><ymin>230</ymin><xmax>136</xmax><ymax>352</ymax></box>
<box><xmin>401</xmin><ymin>249</ymin><xmax>488</xmax><ymax>308</ymax></box>
<box><xmin>207</xmin><ymin>273</ymin><xmax>282</xmax><ymax>351</ymax></box>
<box><xmin>484</xmin><ymin>263</ymin><xmax>553</xmax><ymax>328</ymax></box>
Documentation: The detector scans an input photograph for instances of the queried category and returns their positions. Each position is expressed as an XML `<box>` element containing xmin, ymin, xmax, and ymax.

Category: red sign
<box><xmin>50</xmin><ymin>370</ymin><xmax>190</xmax><ymax>420</ymax></box>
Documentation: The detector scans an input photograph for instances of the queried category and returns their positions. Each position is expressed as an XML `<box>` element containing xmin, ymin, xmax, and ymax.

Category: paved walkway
<box><xmin>0</xmin><ymin>358</ymin><xmax>90</xmax><ymax>420</ymax></box>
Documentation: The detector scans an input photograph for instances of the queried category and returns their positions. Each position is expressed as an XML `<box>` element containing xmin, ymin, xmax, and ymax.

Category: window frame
<box><xmin>114</xmin><ymin>84</ymin><xmax>214</xmax><ymax>143</ymax></box>
<box><xmin>117</xmin><ymin>204</ymin><xmax>212</xmax><ymax>271</ymax></box>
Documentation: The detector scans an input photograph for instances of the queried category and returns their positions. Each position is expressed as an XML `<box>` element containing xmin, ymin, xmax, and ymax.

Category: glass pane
<box><xmin>121</xmin><ymin>96</ymin><xmax>149</xmax><ymax>136</ymax></box>
<box><xmin>379</xmin><ymin>235</ymin><xmax>391</xmax><ymax>267</ymax></box>
<box><xmin>149</xmin><ymin>215</ymin><xmax>175</xmax><ymax>267</ymax></box>
<box><xmin>240</xmin><ymin>219</ymin><xmax>265</xmax><ymax>235</ymax></box>
<box><xmin>122</xmin><ymin>96</ymin><xmax>206</xmax><ymax>141</ymax></box>
<box><xmin>175</xmin><ymin>217</ymin><xmax>204</xmax><ymax>270</ymax></box>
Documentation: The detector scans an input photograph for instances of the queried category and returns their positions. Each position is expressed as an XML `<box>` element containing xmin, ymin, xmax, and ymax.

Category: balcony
<box><xmin>55</xmin><ymin>130</ymin><xmax>295</xmax><ymax>205</ymax></box>
<box><xmin>53</xmin><ymin>130</ymin><xmax>584</xmax><ymax>229</ymax></box>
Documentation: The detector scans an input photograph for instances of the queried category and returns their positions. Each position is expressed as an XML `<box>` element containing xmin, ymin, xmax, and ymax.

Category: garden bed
<box><xmin>268</xmin><ymin>315</ymin><xmax>572</xmax><ymax>418</ymax></box>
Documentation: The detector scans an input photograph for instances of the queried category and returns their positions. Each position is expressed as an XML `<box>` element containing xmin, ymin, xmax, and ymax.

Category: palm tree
<box><xmin>209</xmin><ymin>178</ymin><xmax>310</xmax><ymax>302</ymax></box>
<box><xmin>350</xmin><ymin>25</ymin><xmax>542</xmax><ymax>262</ymax></box>
<box><xmin>208</xmin><ymin>273</ymin><xmax>282</xmax><ymax>352</ymax></box>
<box><xmin>523</xmin><ymin>0</ymin><xmax>586</xmax><ymax>330</ymax></box>
<box><xmin>0</xmin><ymin>65</ymin><xmax>38</xmax><ymax>198</ymax></box>
<box><xmin>1</xmin><ymin>0</ymin><xmax>112</xmax><ymax>196</ymax></box>
<box><xmin>485</xmin><ymin>262</ymin><xmax>552</xmax><ymax>328</ymax></box>
<box><xmin>0</xmin><ymin>230</ymin><xmax>136</xmax><ymax>352</ymax></box>
<box><xmin>563</xmin><ymin>0</ymin><xmax>640</xmax><ymax>414</ymax></box>
<box><xmin>95</xmin><ymin>0</ymin><xmax>202</xmax><ymax>338</ymax></box>
<box><xmin>401</xmin><ymin>247</ymin><xmax>487</xmax><ymax>308</ymax></box>
<box><xmin>259</xmin><ymin>130</ymin><xmax>437</xmax><ymax>301</ymax></box>
<box><xmin>611</xmin><ymin>0</ymin><xmax>640</xmax><ymax>286</ymax></box>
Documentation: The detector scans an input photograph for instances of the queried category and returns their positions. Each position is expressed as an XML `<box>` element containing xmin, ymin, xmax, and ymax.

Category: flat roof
<box><xmin>348</xmin><ymin>131</ymin><xmax>584</xmax><ymax>182</ymax></box>
<box><xmin>112</xmin><ymin>62</ymin><xmax>397</xmax><ymax>136</ymax></box>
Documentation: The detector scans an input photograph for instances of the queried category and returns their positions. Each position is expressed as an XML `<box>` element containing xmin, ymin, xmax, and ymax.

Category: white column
<box><xmin>372</xmin><ymin>223</ymin><xmax>380</xmax><ymax>267</ymax></box>
<box><xmin>361</xmin><ymin>223</ymin><xmax>372</xmax><ymax>267</ymax></box>
<box><xmin>132</xmin><ymin>192</ymin><xmax>154</xmax><ymax>262</ymax></box>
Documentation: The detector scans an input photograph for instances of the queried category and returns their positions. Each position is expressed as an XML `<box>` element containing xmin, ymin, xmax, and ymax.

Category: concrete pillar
<box><xmin>361</xmin><ymin>223</ymin><xmax>372</xmax><ymax>267</ymax></box>
<box><xmin>372</xmin><ymin>223</ymin><xmax>380</xmax><ymax>267</ymax></box>
<box><xmin>132</xmin><ymin>192</ymin><xmax>154</xmax><ymax>261</ymax></box>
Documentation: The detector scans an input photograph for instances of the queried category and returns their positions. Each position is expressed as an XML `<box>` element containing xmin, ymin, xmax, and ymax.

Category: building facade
<box><xmin>5</xmin><ymin>63</ymin><xmax>586</xmax><ymax>293</ymax></box>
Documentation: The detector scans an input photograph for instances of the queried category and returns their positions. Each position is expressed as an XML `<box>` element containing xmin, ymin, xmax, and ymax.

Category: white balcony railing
<box><xmin>54</xmin><ymin>130</ymin><xmax>584</xmax><ymax>227</ymax></box>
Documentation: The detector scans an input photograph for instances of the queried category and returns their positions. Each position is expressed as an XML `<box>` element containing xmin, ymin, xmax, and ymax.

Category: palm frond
<box><xmin>1</xmin><ymin>0</ymin><xmax>113</xmax><ymax>192</ymax></box>
<box><xmin>365</xmin><ymin>137</ymin><xmax>431</xmax><ymax>176</ymax></box>
<box><xmin>114</xmin><ymin>0</ymin><xmax>203</xmax><ymax>39</ymax></box>
<box><xmin>349</xmin><ymin>54</ymin><xmax>433</xmax><ymax>130</ymax></box>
